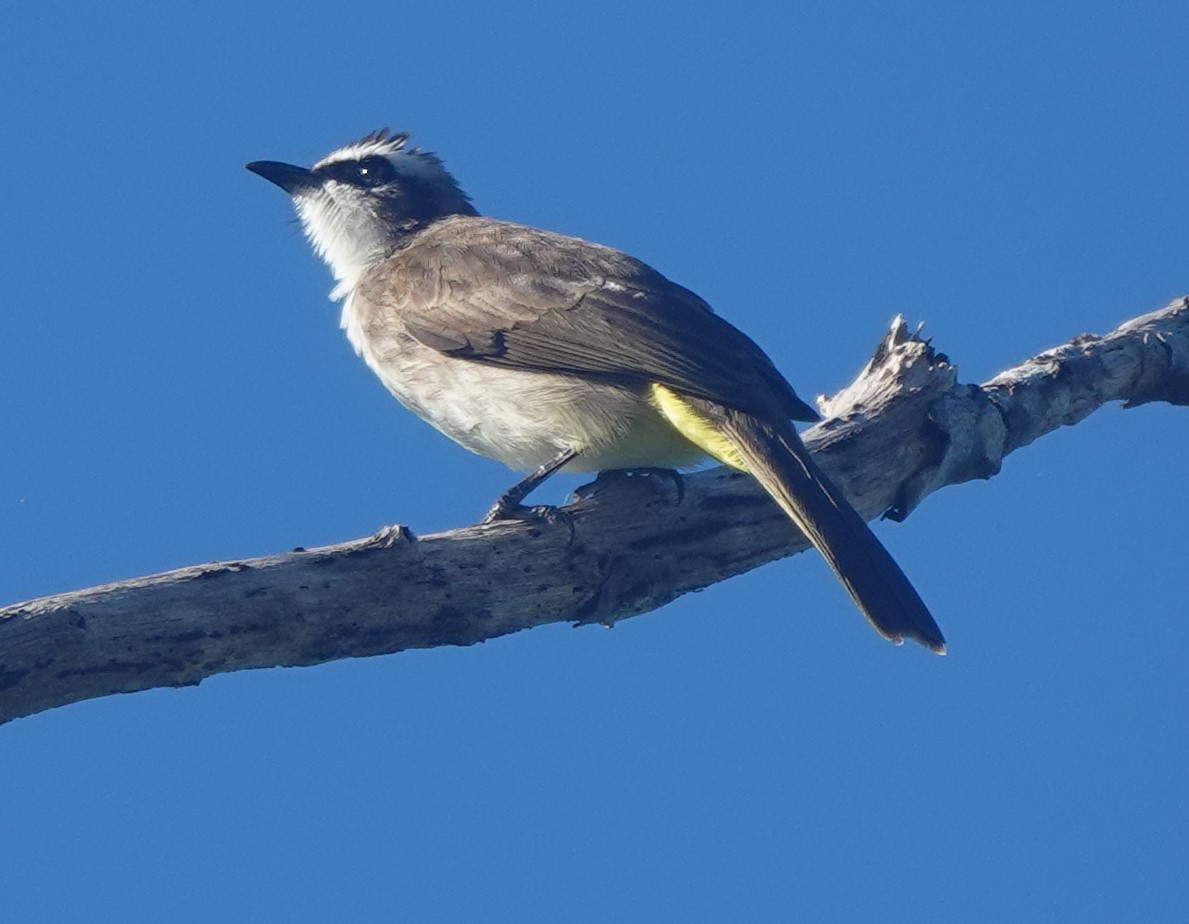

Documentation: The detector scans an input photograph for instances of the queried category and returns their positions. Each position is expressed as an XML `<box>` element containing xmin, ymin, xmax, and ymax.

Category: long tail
<box><xmin>652</xmin><ymin>386</ymin><xmax>945</xmax><ymax>652</ymax></box>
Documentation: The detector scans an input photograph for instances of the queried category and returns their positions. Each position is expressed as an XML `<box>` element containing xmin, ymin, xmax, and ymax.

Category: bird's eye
<box><xmin>353</xmin><ymin>156</ymin><xmax>395</xmax><ymax>187</ymax></box>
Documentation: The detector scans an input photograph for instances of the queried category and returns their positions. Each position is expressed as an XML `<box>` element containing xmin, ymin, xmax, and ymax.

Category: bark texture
<box><xmin>3</xmin><ymin>297</ymin><xmax>1187</xmax><ymax>724</ymax></box>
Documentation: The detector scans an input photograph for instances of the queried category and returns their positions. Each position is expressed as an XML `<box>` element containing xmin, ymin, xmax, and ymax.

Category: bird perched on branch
<box><xmin>247</xmin><ymin>129</ymin><xmax>946</xmax><ymax>653</ymax></box>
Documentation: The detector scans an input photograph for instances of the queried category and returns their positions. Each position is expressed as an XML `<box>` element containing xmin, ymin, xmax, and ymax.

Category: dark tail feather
<box><xmin>720</xmin><ymin>409</ymin><xmax>946</xmax><ymax>653</ymax></box>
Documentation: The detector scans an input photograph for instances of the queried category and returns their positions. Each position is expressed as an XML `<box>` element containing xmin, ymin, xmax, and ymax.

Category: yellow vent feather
<box><xmin>650</xmin><ymin>383</ymin><xmax>749</xmax><ymax>472</ymax></box>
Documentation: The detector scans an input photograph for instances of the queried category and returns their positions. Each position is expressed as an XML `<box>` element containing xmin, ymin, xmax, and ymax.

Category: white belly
<box><xmin>343</xmin><ymin>298</ymin><xmax>704</xmax><ymax>473</ymax></box>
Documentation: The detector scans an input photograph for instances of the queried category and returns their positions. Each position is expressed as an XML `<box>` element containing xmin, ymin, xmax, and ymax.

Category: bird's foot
<box><xmin>575</xmin><ymin>467</ymin><xmax>685</xmax><ymax>505</ymax></box>
<box><xmin>481</xmin><ymin>498</ymin><xmax>553</xmax><ymax>525</ymax></box>
<box><xmin>478</xmin><ymin>448</ymin><xmax>579</xmax><ymax>526</ymax></box>
<box><xmin>480</xmin><ymin>499</ymin><xmax>576</xmax><ymax>541</ymax></box>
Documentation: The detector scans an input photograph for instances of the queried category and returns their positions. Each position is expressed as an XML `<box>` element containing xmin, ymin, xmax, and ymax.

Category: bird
<box><xmin>246</xmin><ymin>129</ymin><xmax>946</xmax><ymax>653</ymax></box>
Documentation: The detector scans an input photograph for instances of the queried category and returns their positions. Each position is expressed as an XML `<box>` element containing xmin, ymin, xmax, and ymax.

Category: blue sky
<box><xmin>3</xmin><ymin>1</ymin><xmax>1188</xmax><ymax>920</ymax></box>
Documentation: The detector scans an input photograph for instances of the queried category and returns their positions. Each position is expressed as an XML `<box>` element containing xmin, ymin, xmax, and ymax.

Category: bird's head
<box><xmin>247</xmin><ymin>129</ymin><xmax>476</xmax><ymax>296</ymax></box>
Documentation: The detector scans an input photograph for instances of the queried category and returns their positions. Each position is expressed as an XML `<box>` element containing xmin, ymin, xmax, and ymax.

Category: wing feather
<box><xmin>355</xmin><ymin>218</ymin><xmax>819</xmax><ymax>422</ymax></box>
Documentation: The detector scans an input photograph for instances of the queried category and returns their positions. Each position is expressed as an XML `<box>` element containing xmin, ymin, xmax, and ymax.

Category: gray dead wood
<box><xmin>3</xmin><ymin>297</ymin><xmax>1187</xmax><ymax>724</ymax></box>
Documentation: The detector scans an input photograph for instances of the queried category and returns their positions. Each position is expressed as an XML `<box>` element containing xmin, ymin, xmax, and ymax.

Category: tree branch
<box><xmin>3</xmin><ymin>297</ymin><xmax>1187</xmax><ymax>724</ymax></box>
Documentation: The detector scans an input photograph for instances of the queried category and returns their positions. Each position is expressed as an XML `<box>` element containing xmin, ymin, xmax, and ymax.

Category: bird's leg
<box><xmin>481</xmin><ymin>448</ymin><xmax>579</xmax><ymax>525</ymax></box>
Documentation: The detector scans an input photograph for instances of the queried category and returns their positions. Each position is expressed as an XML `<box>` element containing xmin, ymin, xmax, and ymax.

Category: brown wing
<box><xmin>356</xmin><ymin>217</ymin><xmax>819</xmax><ymax>422</ymax></box>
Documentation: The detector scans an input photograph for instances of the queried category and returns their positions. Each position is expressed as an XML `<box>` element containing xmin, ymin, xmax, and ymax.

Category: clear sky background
<box><xmin>3</xmin><ymin>2</ymin><xmax>1187</xmax><ymax>921</ymax></box>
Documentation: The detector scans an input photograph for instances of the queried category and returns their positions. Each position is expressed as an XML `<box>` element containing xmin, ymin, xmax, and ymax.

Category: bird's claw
<box><xmin>576</xmin><ymin>467</ymin><xmax>685</xmax><ymax>505</ymax></box>
<box><xmin>480</xmin><ymin>501</ymin><xmax>577</xmax><ymax>542</ymax></box>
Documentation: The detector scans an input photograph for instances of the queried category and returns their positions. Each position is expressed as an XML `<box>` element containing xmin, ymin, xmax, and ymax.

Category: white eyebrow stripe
<box><xmin>315</xmin><ymin>136</ymin><xmax>409</xmax><ymax>168</ymax></box>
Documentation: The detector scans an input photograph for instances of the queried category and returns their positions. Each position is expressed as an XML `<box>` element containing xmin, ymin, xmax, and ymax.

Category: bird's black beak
<box><xmin>245</xmin><ymin>160</ymin><xmax>320</xmax><ymax>195</ymax></box>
